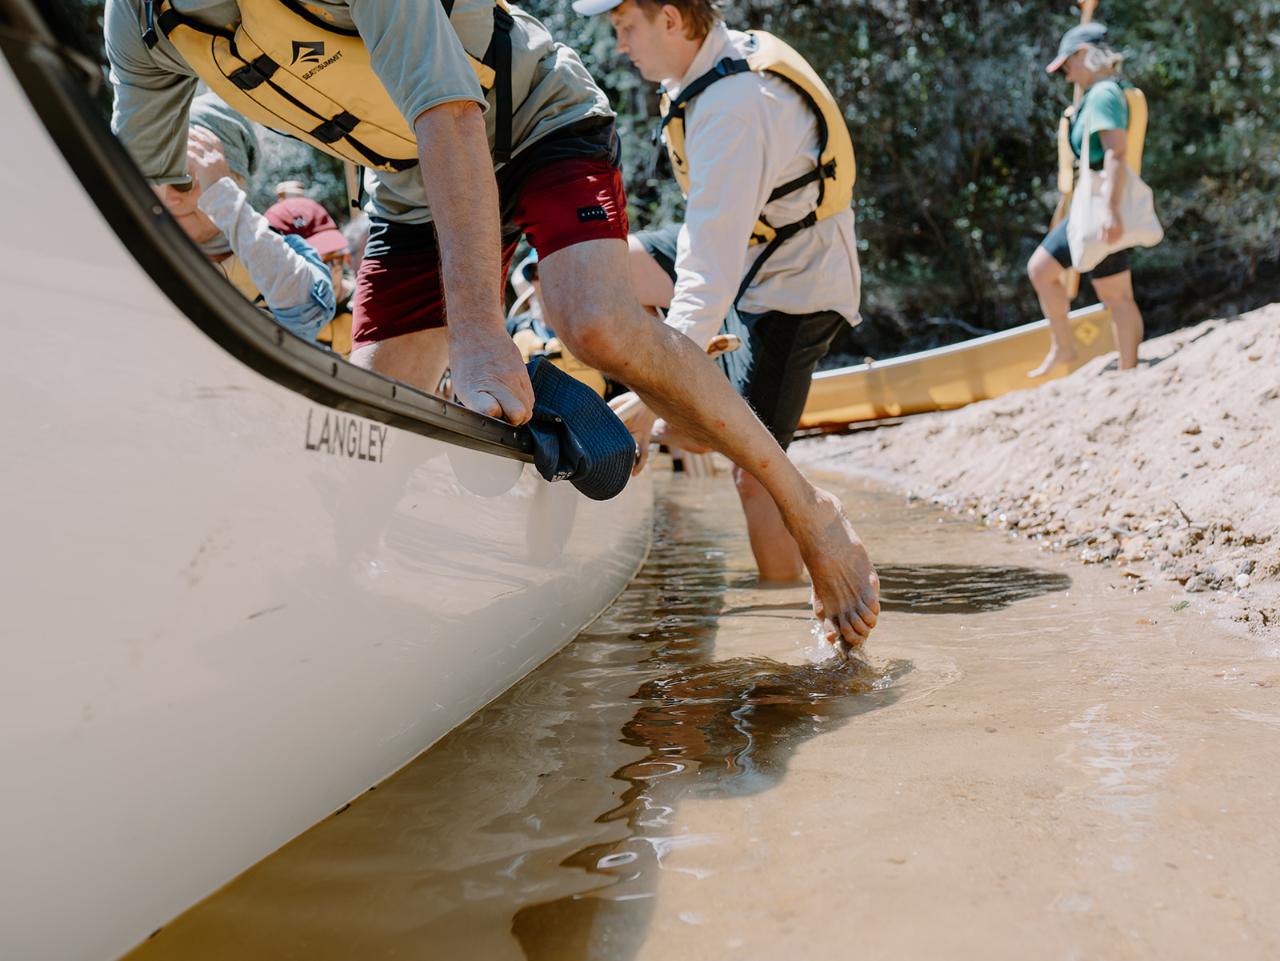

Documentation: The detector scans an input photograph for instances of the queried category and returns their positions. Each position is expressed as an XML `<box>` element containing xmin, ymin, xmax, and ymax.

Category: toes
<box><xmin>839</xmin><ymin>612</ymin><xmax>871</xmax><ymax>646</ymax></box>
<box><xmin>856</xmin><ymin>599</ymin><xmax>878</xmax><ymax>630</ymax></box>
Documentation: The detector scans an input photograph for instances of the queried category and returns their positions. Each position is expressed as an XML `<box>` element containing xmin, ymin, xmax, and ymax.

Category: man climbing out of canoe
<box><xmin>102</xmin><ymin>0</ymin><xmax>879</xmax><ymax>647</ymax></box>
<box><xmin>576</xmin><ymin>0</ymin><xmax>862</xmax><ymax>586</ymax></box>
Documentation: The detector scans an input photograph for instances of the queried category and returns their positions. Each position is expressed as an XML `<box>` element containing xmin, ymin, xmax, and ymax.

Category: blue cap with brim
<box><xmin>1047</xmin><ymin>22</ymin><xmax>1108</xmax><ymax>73</ymax></box>
<box><xmin>523</xmin><ymin>357</ymin><xmax>635</xmax><ymax>501</ymax></box>
<box><xmin>571</xmin><ymin>0</ymin><xmax>624</xmax><ymax>14</ymax></box>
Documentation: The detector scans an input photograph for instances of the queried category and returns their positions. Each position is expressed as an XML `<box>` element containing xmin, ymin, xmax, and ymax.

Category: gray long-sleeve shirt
<box><xmin>104</xmin><ymin>0</ymin><xmax>612</xmax><ymax>223</ymax></box>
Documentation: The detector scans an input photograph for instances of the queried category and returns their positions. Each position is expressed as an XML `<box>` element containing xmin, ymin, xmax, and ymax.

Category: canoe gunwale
<box><xmin>0</xmin><ymin>0</ymin><xmax>534</xmax><ymax>464</ymax></box>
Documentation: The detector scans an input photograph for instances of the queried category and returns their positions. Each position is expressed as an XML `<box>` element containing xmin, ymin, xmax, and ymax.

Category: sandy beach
<box><xmin>796</xmin><ymin>303</ymin><xmax>1280</xmax><ymax>639</ymax></box>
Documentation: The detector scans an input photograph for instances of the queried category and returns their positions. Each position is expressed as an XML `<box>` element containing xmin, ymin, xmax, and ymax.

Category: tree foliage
<box><xmin>53</xmin><ymin>0</ymin><xmax>1280</xmax><ymax>357</ymax></box>
<box><xmin>530</xmin><ymin>0</ymin><xmax>1280</xmax><ymax>355</ymax></box>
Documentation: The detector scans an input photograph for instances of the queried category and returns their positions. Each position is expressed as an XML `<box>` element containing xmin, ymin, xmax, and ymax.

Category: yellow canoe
<box><xmin>800</xmin><ymin>303</ymin><xmax>1116</xmax><ymax>429</ymax></box>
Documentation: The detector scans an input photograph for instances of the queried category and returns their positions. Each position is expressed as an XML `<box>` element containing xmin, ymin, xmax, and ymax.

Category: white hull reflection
<box><xmin>0</xmin><ymin>51</ymin><xmax>652</xmax><ymax>961</ymax></box>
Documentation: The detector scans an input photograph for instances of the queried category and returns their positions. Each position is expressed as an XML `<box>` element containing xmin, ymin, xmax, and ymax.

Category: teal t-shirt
<box><xmin>1069</xmin><ymin>79</ymin><xmax>1130</xmax><ymax>169</ymax></box>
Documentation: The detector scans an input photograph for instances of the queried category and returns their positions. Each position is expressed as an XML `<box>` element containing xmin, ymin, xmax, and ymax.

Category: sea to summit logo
<box><xmin>291</xmin><ymin>40</ymin><xmax>345</xmax><ymax>79</ymax></box>
<box><xmin>290</xmin><ymin>40</ymin><xmax>326</xmax><ymax>65</ymax></box>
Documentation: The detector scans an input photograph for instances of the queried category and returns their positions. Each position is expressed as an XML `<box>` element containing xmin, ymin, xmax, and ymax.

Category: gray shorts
<box><xmin>635</xmin><ymin>224</ymin><xmax>845</xmax><ymax>449</ymax></box>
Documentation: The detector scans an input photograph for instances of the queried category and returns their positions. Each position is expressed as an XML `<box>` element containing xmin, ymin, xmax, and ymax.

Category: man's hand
<box><xmin>448</xmin><ymin>326</ymin><xmax>534</xmax><ymax>425</ymax></box>
<box><xmin>186</xmin><ymin>126</ymin><xmax>234</xmax><ymax>190</ymax></box>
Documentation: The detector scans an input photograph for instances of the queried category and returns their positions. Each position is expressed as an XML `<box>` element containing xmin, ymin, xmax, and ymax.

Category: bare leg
<box><xmin>349</xmin><ymin>327</ymin><xmax>450</xmax><ymax>394</ymax></box>
<box><xmin>627</xmin><ymin>235</ymin><xmax>675</xmax><ymax>309</ymax></box>
<box><xmin>734</xmin><ymin>467</ymin><xmax>805</xmax><ymax>583</ymax></box>
<box><xmin>1027</xmin><ymin>246</ymin><xmax>1078</xmax><ymax>378</ymax></box>
<box><xmin>539</xmin><ymin>237</ymin><xmax>879</xmax><ymax>647</ymax></box>
<box><xmin>1092</xmin><ymin>270</ymin><xmax>1144</xmax><ymax>370</ymax></box>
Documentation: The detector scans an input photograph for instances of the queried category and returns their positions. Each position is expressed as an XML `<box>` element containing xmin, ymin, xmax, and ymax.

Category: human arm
<box><xmin>413</xmin><ymin>103</ymin><xmax>533</xmax><ymax>423</ymax></box>
<box><xmin>347</xmin><ymin>1</ymin><xmax>532</xmax><ymax>423</ymax></box>
<box><xmin>1084</xmin><ymin>83</ymin><xmax>1129</xmax><ymax>244</ymax></box>
<box><xmin>103</xmin><ymin>0</ymin><xmax>198</xmax><ymax>184</ymax></box>
<box><xmin>188</xmin><ymin>129</ymin><xmax>334</xmax><ymax>339</ymax></box>
<box><xmin>1098</xmin><ymin>128</ymin><xmax>1128</xmax><ymax>244</ymax></box>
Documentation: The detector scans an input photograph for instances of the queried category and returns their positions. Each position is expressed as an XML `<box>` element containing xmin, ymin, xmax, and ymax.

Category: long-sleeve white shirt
<box><xmin>662</xmin><ymin>24</ymin><xmax>862</xmax><ymax>350</ymax></box>
<box><xmin>197</xmin><ymin>177</ymin><xmax>334</xmax><ymax>338</ymax></box>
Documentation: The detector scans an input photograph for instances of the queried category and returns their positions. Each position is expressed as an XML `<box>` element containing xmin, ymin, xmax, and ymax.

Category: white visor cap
<box><xmin>571</xmin><ymin>0</ymin><xmax>625</xmax><ymax>14</ymax></box>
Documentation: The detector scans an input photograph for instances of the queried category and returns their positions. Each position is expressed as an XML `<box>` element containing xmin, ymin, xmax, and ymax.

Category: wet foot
<box><xmin>789</xmin><ymin>486</ymin><xmax>880</xmax><ymax>650</ymax></box>
<box><xmin>1028</xmin><ymin>345</ymin><xmax>1077</xmax><ymax>379</ymax></box>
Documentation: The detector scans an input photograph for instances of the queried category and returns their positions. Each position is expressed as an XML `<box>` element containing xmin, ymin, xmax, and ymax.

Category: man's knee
<box><xmin>556</xmin><ymin>300</ymin><xmax>624</xmax><ymax>371</ymax></box>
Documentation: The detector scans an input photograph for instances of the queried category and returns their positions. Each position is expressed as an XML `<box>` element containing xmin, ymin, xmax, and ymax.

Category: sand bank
<box><xmin>796</xmin><ymin>303</ymin><xmax>1280</xmax><ymax>637</ymax></box>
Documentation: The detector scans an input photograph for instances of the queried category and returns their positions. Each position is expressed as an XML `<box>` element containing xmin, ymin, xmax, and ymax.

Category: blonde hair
<box><xmin>1080</xmin><ymin>42</ymin><xmax>1124</xmax><ymax>77</ymax></box>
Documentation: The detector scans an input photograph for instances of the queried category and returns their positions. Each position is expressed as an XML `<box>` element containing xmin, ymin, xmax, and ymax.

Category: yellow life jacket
<box><xmin>317</xmin><ymin>308</ymin><xmax>353</xmax><ymax>356</ymax></box>
<box><xmin>142</xmin><ymin>0</ymin><xmax>515</xmax><ymax>169</ymax></box>
<box><xmin>1056</xmin><ymin>83</ymin><xmax>1147</xmax><ymax>197</ymax></box>
<box><xmin>214</xmin><ymin>251</ymin><xmax>263</xmax><ymax>303</ymax></box>
<box><xmin>660</xmin><ymin>32</ymin><xmax>855</xmax><ymax>246</ymax></box>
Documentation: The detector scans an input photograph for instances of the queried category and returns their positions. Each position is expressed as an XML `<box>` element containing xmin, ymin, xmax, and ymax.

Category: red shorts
<box><xmin>352</xmin><ymin>158</ymin><xmax>629</xmax><ymax>348</ymax></box>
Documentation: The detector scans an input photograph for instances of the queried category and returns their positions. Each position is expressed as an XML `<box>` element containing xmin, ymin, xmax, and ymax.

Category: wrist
<box><xmin>448</xmin><ymin>312</ymin><xmax>508</xmax><ymax>343</ymax></box>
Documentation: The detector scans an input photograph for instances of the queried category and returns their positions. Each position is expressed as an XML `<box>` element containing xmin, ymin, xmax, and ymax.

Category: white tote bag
<box><xmin>1067</xmin><ymin>120</ymin><xmax>1164</xmax><ymax>272</ymax></box>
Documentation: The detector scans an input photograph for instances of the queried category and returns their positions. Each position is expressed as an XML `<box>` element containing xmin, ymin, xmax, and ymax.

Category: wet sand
<box><xmin>796</xmin><ymin>303</ymin><xmax>1280</xmax><ymax>637</ymax></box>
<box><xmin>126</xmin><ymin>472</ymin><xmax>1280</xmax><ymax>961</ymax></box>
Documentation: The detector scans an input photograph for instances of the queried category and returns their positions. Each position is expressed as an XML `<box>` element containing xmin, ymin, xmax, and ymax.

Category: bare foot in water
<box><xmin>787</xmin><ymin>486</ymin><xmax>880</xmax><ymax>650</ymax></box>
<box><xmin>1028</xmin><ymin>344</ymin><xmax>1078</xmax><ymax>379</ymax></box>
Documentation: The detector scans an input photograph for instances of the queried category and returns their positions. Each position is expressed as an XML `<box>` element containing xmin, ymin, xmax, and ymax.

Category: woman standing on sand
<box><xmin>1028</xmin><ymin>23</ymin><xmax>1146</xmax><ymax>377</ymax></box>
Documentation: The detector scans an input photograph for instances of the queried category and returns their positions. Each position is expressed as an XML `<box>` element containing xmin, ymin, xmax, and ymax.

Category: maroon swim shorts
<box><xmin>351</xmin><ymin>157</ymin><xmax>629</xmax><ymax>348</ymax></box>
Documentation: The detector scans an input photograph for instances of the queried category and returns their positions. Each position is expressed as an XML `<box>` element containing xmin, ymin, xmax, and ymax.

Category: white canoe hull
<box><xmin>0</xmin><ymin>45</ymin><xmax>651</xmax><ymax>961</ymax></box>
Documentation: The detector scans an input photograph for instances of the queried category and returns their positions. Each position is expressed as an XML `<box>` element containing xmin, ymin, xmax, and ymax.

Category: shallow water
<box><xmin>126</xmin><ymin>471</ymin><xmax>1280</xmax><ymax>961</ymax></box>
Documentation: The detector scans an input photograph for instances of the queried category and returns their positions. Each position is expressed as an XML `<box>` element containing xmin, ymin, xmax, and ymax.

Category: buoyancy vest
<box><xmin>217</xmin><ymin>251</ymin><xmax>264</xmax><ymax>304</ymax></box>
<box><xmin>1056</xmin><ymin>81</ymin><xmax>1147</xmax><ymax>197</ymax></box>
<box><xmin>142</xmin><ymin>0</ymin><xmax>515</xmax><ymax>169</ymax></box>
<box><xmin>659</xmin><ymin>31</ymin><xmax>856</xmax><ymax>303</ymax></box>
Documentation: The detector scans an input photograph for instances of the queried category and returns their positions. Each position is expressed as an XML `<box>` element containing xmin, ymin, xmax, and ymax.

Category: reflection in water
<box><xmin>878</xmin><ymin>564</ymin><xmax>1072</xmax><ymax>614</ymax></box>
<box><xmin>122</xmin><ymin>487</ymin><xmax>1073</xmax><ymax>961</ymax></box>
<box><xmin>512</xmin><ymin>655</ymin><xmax>908</xmax><ymax>960</ymax></box>
<box><xmin>721</xmin><ymin>564</ymin><xmax>1073</xmax><ymax>620</ymax></box>
<box><xmin>510</xmin><ymin>496</ymin><xmax>913</xmax><ymax>961</ymax></box>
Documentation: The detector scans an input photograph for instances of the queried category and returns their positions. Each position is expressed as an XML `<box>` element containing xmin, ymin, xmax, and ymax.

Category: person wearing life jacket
<box><xmin>1028</xmin><ymin>23</ymin><xmax>1148</xmax><ymax>376</ymax></box>
<box><xmin>577</xmin><ymin>0</ymin><xmax>862</xmax><ymax>586</ymax></box>
<box><xmin>266</xmin><ymin>196</ymin><xmax>355</xmax><ymax>355</ymax></box>
<box><xmin>167</xmin><ymin>93</ymin><xmax>334</xmax><ymax>339</ymax></box>
<box><xmin>104</xmin><ymin>0</ymin><xmax>881</xmax><ymax>649</ymax></box>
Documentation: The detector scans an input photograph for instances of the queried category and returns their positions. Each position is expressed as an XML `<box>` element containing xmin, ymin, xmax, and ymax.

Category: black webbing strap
<box><xmin>767</xmin><ymin>158</ymin><xmax>836</xmax><ymax>204</ymax></box>
<box><xmin>142</xmin><ymin>0</ymin><xmax>159</xmax><ymax>48</ymax></box>
<box><xmin>486</xmin><ymin>5</ymin><xmax>515</xmax><ymax>161</ymax></box>
<box><xmin>733</xmin><ymin>211</ymin><xmax>818</xmax><ymax>306</ymax></box>
<box><xmin>228</xmin><ymin>54</ymin><xmax>278</xmax><ymax>91</ymax></box>
<box><xmin>145</xmin><ymin>0</ymin><xmax>228</xmax><ymax>48</ymax></box>
<box><xmin>279</xmin><ymin>0</ymin><xmax>360</xmax><ymax>36</ymax></box>
<box><xmin>310</xmin><ymin>111</ymin><xmax>358</xmax><ymax>144</ymax></box>
<box><xmin>659</xmin><ymin>56</ymin><xmax>750</xmax><ymax>132</ymax></box>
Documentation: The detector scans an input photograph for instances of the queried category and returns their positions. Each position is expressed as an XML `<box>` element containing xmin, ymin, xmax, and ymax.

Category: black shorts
<box><xmin>635</xmin><ymin>224</ymin><xmax>845</xmax><ymax>449</ymax></box>
<box><xmin>1040</xmin><ymin>218</ymin><xmax>1131</xmax><ymax>279</ymax></box>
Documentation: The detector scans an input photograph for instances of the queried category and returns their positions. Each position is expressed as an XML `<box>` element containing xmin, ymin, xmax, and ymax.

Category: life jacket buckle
<box><xmin>229</xmin><ymin>55</ymin><xmax>278</xmax><ymax>91</ymax></box>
